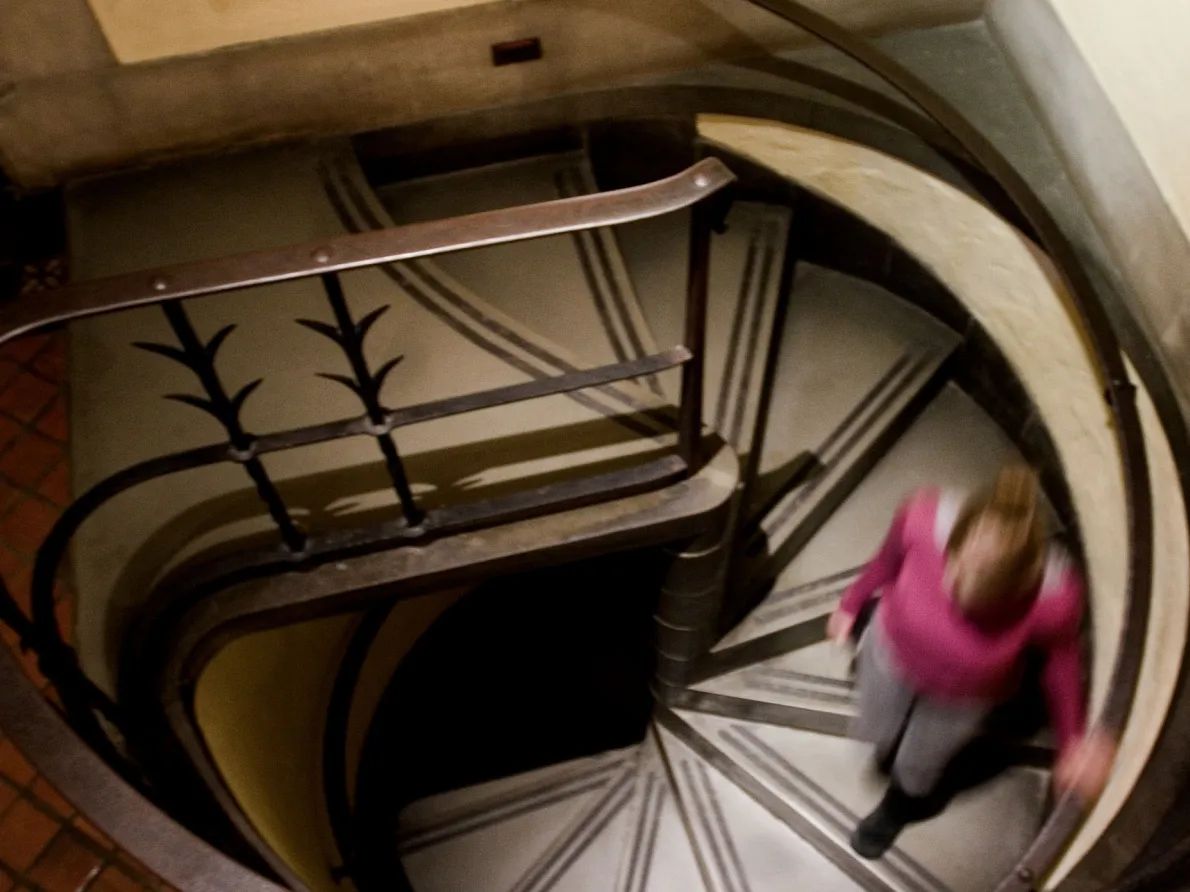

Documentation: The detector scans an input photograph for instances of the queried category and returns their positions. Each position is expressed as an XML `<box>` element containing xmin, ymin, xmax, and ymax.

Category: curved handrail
<box><xmin>0</xmin><ymin>158</ymin><xmax>733</xmax><ymax>342</ymax></box>
<box><xmin>738</xmin><ymin>1</ymin><xmax>1153</xmax><ymax>889</ymax></box>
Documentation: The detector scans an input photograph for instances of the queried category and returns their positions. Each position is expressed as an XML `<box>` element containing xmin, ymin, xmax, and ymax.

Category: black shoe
<box><xmin>849</xmin><ymin>786</ymin><xmax>920</xmax><ymax>859</ymax></box>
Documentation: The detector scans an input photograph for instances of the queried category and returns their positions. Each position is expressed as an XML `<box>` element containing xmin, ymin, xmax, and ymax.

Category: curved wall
<box><xmin>695</xmin><ymin>114</ymin><xmax>1188</xmax><ymax>886</ymax></box>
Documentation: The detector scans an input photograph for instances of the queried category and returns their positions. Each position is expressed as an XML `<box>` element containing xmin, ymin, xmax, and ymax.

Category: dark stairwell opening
<box><xmin>351</xmin><ymin>548</ymin><xmax>668</xmax><ymax>877</ymax></box>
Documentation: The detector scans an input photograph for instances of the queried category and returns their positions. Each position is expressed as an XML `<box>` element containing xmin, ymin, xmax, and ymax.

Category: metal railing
<box><xmin>0</xmin><ymin>157</ymin><xmax>735</xmax><ymax>781</ymax></box>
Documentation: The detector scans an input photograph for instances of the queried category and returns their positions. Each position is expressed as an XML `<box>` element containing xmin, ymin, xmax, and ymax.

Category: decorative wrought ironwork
<box><xmin>0</xmin><ymin>161</ymin><xmax>730</xmax><ymax>774</ymax></box>
<box><xmin>135</xmin><ymin>301</ymin><xmax>306</xmax><ymax>552</ymax></box>
<box><xmin>299</xmin><ymin>274</ymin><xmax>421</xmax><ymax>525</ymax></box>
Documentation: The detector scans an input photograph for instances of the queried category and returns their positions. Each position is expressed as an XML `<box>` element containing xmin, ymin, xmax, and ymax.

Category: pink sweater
<box><xmin>839</xmin><ymin>488</ymin><xmax>1086</xmax><ymax>753</ymax></box>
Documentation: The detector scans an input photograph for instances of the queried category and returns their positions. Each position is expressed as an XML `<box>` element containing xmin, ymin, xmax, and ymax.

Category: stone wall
<box><xmin>989</xmin><ymin>0</ymin><xmax>1190</xmax><ymax>417</ymax></box>
<box><xmin>0</xmin><ymin>0</ymin><xmax>981</xmax><ymax>188</ymax></box>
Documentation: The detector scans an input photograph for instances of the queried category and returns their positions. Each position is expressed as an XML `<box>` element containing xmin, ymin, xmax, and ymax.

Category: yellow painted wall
<box><xmin>193</xmin><ymin>589</ymin><xmax>468</xmax><ymax>890</ymax></box>
<box><xmin>194</xmin><ymin>614</ymin><xmax>357</xmax><ymax>892</ymax></box>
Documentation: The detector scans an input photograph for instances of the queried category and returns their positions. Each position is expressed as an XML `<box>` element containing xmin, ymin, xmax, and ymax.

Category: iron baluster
<box><xmin>301</xmin><ymin>273</ymin><xmax>422</xmax><ymax>526</ymax></box>
<box><xmin>717</xmin><ymin>201</ymin><xmax>806</xmax><ymax>637</ymax></box>
<box><xmin>678</xmin><ymin>192</ymin><xmax>729</xmax><ymax>468</ymax></box>
<box><xmin>136</xmin><ymin>301</ymin><xmax>306</xmax><ymax>552</ymax></box>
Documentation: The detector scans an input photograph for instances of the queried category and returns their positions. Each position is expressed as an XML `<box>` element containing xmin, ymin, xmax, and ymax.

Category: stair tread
<box><xmin>401</xmin><ymin>783</ymin><xmax>608</xmax><ymax>892</ymax></box>
<box><xmin>399</xmin><ymin>747</ymin><xmax>633</xmax><ymax>838</ymax></box>
<box><xmin>757</xmin><ymin>265</ymin><xmax>958</xmax><ymax>488</ymax></box>
<box><xmin>511</xmin><ymin>773</ymin><xmax>638</xmax><ymax>892</ymax></box>
<box><xmin>694</xmin><ymin>641</ymin><xmax>855</xmax><ymax>713</ymax></box>
<box><xmin>615</xmin><ymin>735</ymin><xmax>708</xmax><ymax>892</ymax></box>
<box><xmin>673</xmin><ymin>710</ymin><xmax>1048</xmax><ymax>892</ymax></box>
<box><xmin>656</xmin><ymin>718</ymin><xmax>867</xmax><ymax>892</ymax></box>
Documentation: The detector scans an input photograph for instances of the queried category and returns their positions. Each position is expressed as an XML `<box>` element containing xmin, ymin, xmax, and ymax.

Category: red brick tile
<box><xmin>0</xmin><ymin>739</ymin><xmax>36</xmax><ymax>788</ymax></box>
<box><xmin>0</xmin><ymin>415</ymin><xmax>23</xmax><ymax>455</ymax></box>
<box><xmin>0</xmin><ymin>496</ymin><xmax>60</xmax><ymax>557</ymax></box>
<box><xmin>86</xmin><ymin>867</ymin><xmax>145</xmax><ymax>892</ymax></box>
<box><xmin>0</xmin><ymin>624</ymin><xmax>19</xmax><ymax>652</ymax></box>
<box><xmin>4</xmin><ymin>570</ymin><xmax>32</xmax><ymax>617</ymax></box>
<box><xmin>0</xmin><ymin>373</ymin><xmax>57</xmax><ymax>424</ymax></box>
<box><xmin>39</xmin><ymin>463</ymin><xmax>71</xmax><ymax>509</ymax></box>
<box><xmin>0</xmin><ymin>360</ymin><xmax>21</xmax><ymax>392</ymax></box>
<box><xmin>31</xmin><ymin>340</ymin><xmax>66</xmax><ymax>385</ymax></box>
<box><xmin>0</xmin><ymin>478</ymin><xmax>21</xmax><ymax>517</ymax></box>
<box><xmin>0</xmin><ymin>542</ymin><xmax>32</xmax><ymax>585</ymax></box>
<box><xmin>0</xmin><ymin>360</ymin><xmax>20</xmax><ymax>391</ymax></box>
<box><xmin>0</xmin><ymin>602</ymin><xmax>47</xmax><ymax>688</ymax></box>
<box><xmin>28</xmin><ymin>830</ymin><xmax>103</xmax><ymax>892</ymax></box>
<box><xmin>0</xmin><ymin>335</ymin><xmax>49</xmax><ymax>367</ymax></box>
<box><xmin>31</xmin><ymin>777</ymin><xmax>74</xmax><ymax>820</ymax></box>
<box><xmin>0</xmin><ymin>434</ymin><xmax>63</xmax><ymax>489</ymax></box>
<box><xmin>71</xmin><ymin>817</ymin><xmax>113</xmax><ymax>851</ymax></box>
<box><xmin>35</xmin><ymin>398</ymin><xmax>67</xmax><ymax>444</ymax></box>
<box><xmin>0</xmin><ymin>778</ymin><xmax>18</xmax><ymax>815</ymax></box>
<box><xmin>0</xmin><ymin>548</ymin><xmax>33</xmax><ymax>615</ymax></box>
<box><xmin>0</xmin><ymin>798</ymin><xmax>60</xmax><ymax>869</ymax></box>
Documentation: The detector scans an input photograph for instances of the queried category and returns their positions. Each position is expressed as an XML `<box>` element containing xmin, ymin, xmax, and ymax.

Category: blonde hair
<box><xmin>947</xmin><ymin>464</ymin><xmax>1047</xmax><ymax>607</ymax></box>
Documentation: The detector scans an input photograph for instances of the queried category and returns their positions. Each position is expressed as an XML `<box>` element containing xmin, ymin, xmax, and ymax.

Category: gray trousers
<box><xmin>851</xmin><ymin>618</ymin><xmax>992</xmax><ymax>797</ymax></box>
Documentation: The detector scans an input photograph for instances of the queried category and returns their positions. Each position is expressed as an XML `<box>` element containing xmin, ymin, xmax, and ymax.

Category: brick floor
<box><xmin>0</xmin><ymin>331</ymin><xmax>167</xmax><ymax>892</ymax></box>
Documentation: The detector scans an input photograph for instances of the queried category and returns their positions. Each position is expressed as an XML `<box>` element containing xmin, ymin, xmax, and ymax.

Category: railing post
<box><xmin>653</xmin><ymin>515</ymin><xmax>731</xmax><ymax>695</ymax></box>
<box><xmin>678</xmin><ymin>198</ymin><xmax>714</xmax><ymax>469</ymax></box>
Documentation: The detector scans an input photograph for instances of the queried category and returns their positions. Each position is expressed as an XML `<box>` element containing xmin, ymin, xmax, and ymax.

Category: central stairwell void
<box><xmin>0</xmin><ymin>6</ymin><xmax>1187</xmax><ymax>892</ymax></box>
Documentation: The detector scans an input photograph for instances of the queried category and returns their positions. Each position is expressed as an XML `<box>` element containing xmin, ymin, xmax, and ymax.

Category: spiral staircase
<box><xmin>0</xmin><ymin>6</ymin><xmax>1188</xmax><ymax>892</ymax></box>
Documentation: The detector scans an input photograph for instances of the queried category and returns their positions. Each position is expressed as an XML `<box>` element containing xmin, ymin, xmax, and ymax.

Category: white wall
<box><xmin>989</xmin><ymin>0</ymin><xmax>1190</xmax><ymax>414</ymax></box>
<box><xmin>1038</xmin><ymin>0</ymin><xmax>1190</xmax><ymax>235</ymax></box>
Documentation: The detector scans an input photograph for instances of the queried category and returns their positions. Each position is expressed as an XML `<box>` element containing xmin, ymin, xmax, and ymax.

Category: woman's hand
<box><xmin>827</xmin><ymin>608</ymin><xmax>856</xmax><ymax>647</ymax></box>
<box><xmin>1054</xmin><ymin>728</ymin><xmax>1117</xmax><ymax>803</ymax></box>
